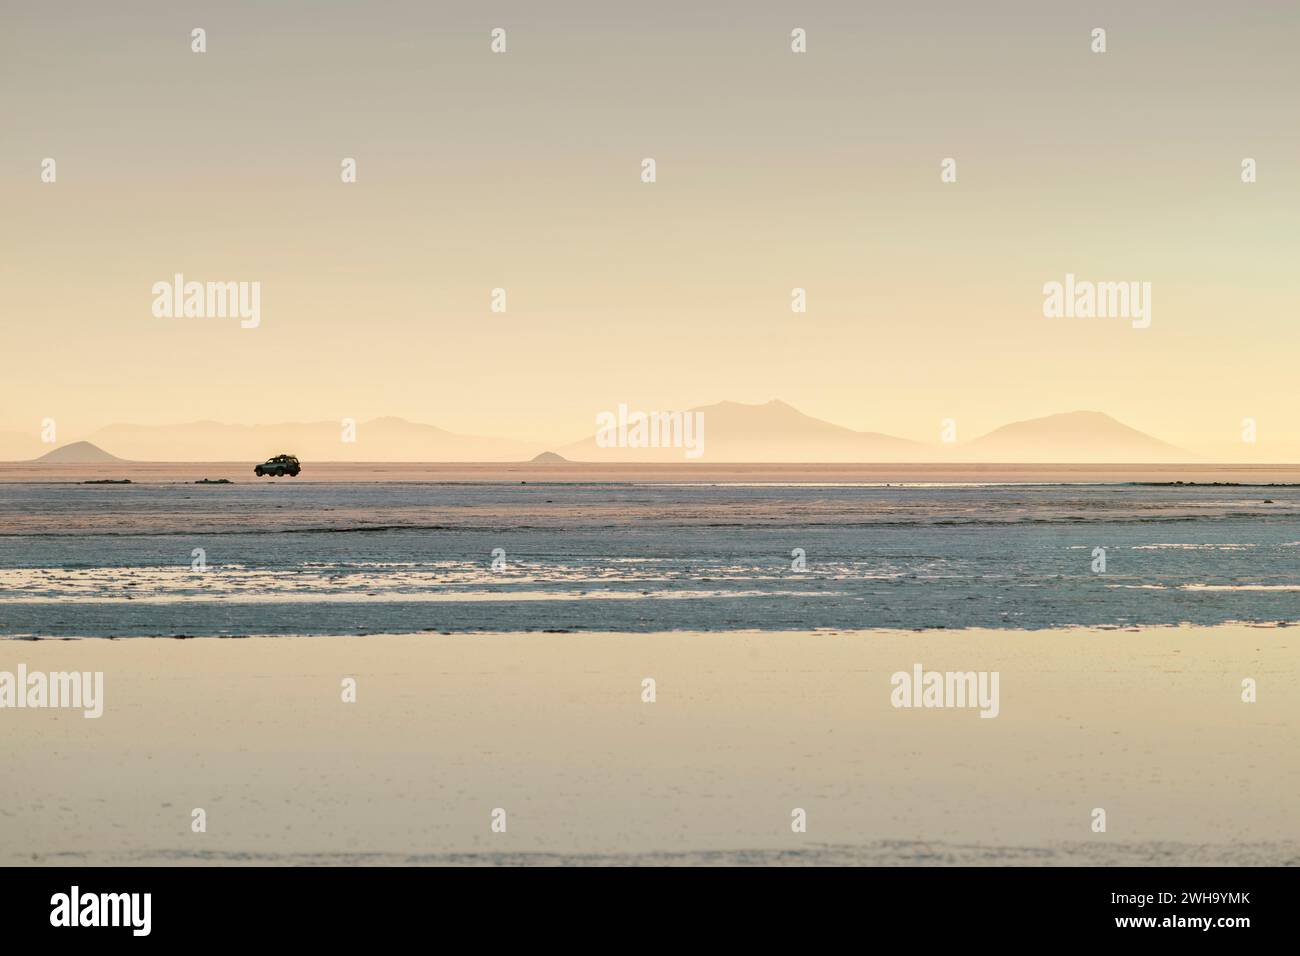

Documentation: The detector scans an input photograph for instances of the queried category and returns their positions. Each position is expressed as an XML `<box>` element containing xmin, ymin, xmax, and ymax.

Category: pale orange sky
<box><xmin>3</xmin><ymin>1</ymin><xmax>1299</xmax><ymax>459</ymax></box>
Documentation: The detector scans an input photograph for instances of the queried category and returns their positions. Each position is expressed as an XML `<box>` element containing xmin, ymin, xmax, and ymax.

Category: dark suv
<box><xmin>254</xmin><ymin>454</ymin><xmax>301</xmax><ymax>477</ymax></box>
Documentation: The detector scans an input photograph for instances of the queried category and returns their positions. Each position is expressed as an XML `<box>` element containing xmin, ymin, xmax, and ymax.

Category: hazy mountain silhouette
<box><xmin>87</xmin><ymin>417</ymin><xmax>535</xmax><ymax>462</ymax></box>
<box><xmin>0</xmin><ymin>405</ymin><xmax>1199</xmax><ymax>464</ymax></box>
<box><xmin>36</xmin><ymin>441</ymin><xmax>124</xmax><ymax>463</ymax></box>
<box><xmin>559</xmin><ymin>399</ymin><xmax>924</xmax><ymax>462</ymax></box>
<box><xmin>965</xmin><ymin>411</ymin><xmax>1190</xmax><ymax>462</ymax></box>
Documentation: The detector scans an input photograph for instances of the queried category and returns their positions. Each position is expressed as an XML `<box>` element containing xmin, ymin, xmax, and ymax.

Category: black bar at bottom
<box><xmin>1</xmin><ymin>865</ymin><xmax>1289</xmax><ymax>943</ymax></box>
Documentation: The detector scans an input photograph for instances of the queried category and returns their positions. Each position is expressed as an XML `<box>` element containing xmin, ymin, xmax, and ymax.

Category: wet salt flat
<box><xmin>1</xmin><ymin>479</ymin><xmax>1298</xmax><ymax>636</ymax></box>
<box><xmin>5</xmin><ymin>626</ymin><xmax>1297</xmax><ymax>866</ymax></box>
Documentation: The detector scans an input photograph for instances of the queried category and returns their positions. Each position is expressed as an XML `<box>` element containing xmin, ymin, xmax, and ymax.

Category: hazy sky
<box><xmin>4</xmin><ymin>1</ymin><xmax>1299</xmax><ymax>458</ymax></box>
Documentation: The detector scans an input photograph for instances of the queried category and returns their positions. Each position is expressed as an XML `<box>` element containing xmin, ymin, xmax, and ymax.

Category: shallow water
<box><xmin>1</xmin><ymin>481</ymin><xmax>1298</xmax><ymax>636</ymax></box>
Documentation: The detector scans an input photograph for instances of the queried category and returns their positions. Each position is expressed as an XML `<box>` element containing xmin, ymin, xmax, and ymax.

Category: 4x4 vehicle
<box><xmin>254</xmin><ymin>454</ymin><xmax>301</xmax><ymax>477</ymax></box>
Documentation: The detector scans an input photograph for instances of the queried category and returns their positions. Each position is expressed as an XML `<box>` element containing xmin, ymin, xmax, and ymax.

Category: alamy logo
<box><xmin>50</xmin><ymin>886</ymin><xmax>150</xmax><ymax>936</ymax></box>
<box><xmin>595</xmin><ymin>404</ymin><xmax>705</xmax><ymax>459</ymax></box>
<box><xmin>890</xmin><ymin>663</ymin><xmax>1000</xmax><ymax>718</ymax></box>
<box><xmin>0</xmin><ymin>665</ymin><xmax>103</xmax><ymax>718</ymax></box>
<box><xmin>151</xmin><ymin>273</ymin><xmax>261</xmax><ymax>328</ymax></box>
<box><xmin>1042</xmin><ymin>273</ymin><xmax>1151</xmax><ymax>329</ymax></box>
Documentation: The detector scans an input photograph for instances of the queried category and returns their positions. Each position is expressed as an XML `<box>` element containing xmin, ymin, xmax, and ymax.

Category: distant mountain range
<box><xmin>1</xmin><ymin>402</ymin><xmax>1195</xmax><ymax>463</ymax></box>
<box><xmin>36</xmin><ymin>441</ymin><xmax>123</xmax><ymax>464</ymax></box>
<box><xmin>964</xmin><ymin>411</ymin><xmax>1188</xmax><ymax>462</ymax></box>
<box><xmin>558</xmin><ymin>400</ymin><xmax>924</xmax><ymax>462</ymax></box>
<box><xmin>79</xmin><ymin>416</ymin><xmax>535</xmax><ymax>463</ymax></box>
<box><xmin>557</xmin><ymin>401</ymin><xmax>1189</xmax><ymax>463</ymax></box>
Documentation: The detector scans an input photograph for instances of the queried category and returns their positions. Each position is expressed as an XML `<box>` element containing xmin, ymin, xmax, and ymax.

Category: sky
<box><xmin>3</xmin><ymin>0</ymin><xmax>1299</xmax><ymax>459</ymax></box>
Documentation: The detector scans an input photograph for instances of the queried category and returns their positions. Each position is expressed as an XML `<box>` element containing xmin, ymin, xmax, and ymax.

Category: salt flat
<box><xmin>2</xmin><ymin>625</ymin><xmax>1294</xmax><ymax>866</ymax></box>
